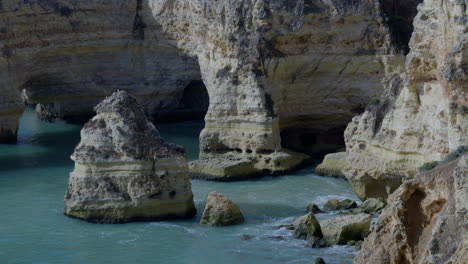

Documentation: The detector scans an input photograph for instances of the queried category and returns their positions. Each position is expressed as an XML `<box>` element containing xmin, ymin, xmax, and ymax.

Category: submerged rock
<box><xmin>200</xmin><ymin>192</ymin><xmax>245</xmax><ymax>226</ymax></box>
<box><xmin>293</xmin><ymin>213</ymin><xmax>323</xmax><ymax>240</ymax></box>
<box><xmin>64</xmin><ymin>91</ymin><xmax>196</xmax><ymax>223</ymax></box>
<box><xmin>355</xmin><ymin>156</ymin><xmax>468</xmax><ymax>264</ymax></box>
<box><xmin>314</xmin><ymin>152</ymin><xmax>347</xmax><ymax>179</ymax></box>
<box><xmin>321</xmin><ymin>213</ymin><xmax>371</xmax><ymax>245</ymax></box>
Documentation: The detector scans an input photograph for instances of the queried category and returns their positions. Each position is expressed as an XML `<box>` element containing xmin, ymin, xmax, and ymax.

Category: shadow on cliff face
<box><xmin>380</xmin><ymin>0</ymin><xmax>423</xmax><ymax>54</ymax></box>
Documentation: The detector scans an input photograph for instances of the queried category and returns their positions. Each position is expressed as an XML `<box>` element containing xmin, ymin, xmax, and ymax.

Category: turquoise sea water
<box><xmin>0</xmin><ymin>108</ymin><xmax>359</xmax><ymax>264</ymax></box>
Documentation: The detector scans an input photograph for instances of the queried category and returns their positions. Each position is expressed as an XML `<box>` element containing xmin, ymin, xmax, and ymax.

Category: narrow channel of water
<box><xmin>0</xmin><ymin>108</ymin><xmax>359</xmax><ymax>264</ymax></box>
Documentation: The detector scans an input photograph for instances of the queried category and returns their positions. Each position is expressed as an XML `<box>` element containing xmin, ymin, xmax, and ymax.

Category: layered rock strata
<box><xmin>344</xmin><ymin>0</ymin><xmax>468</xmax><ymax>200</ymax></box>
<box><xmin>0</xmin><ymin>0</ymin><xmax>203</xmax><ymax>135</ymax></box>
<box><xmin>2</xmin><ymin>0</ymin><xmax>412</xmax><ymax>180</ymax></box>
<box><xmin>64</xmin><ymin>91</ymin><xmax>196</xmax><ymax>223</ymax></box>
<box><xmin>356</xmin><ymin>155</ymin><xmax>468</xmax><ymax>264</ymax></box>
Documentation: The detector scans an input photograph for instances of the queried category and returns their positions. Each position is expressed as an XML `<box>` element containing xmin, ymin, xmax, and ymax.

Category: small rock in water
<box><xmin>307</xmin><ymin>203</ymin><xmax>323</xmax><ymax>214</ymax></box>
<box><xmin>314</xmin><ymin>257</ymin><xmax>326</xmax><ymax>264</ymax></box>
<box><xmin>321</xmin><ymin>213</ymin><xmax>371</xmax><ymax>245</ymax></box>
<box><xmin>323</xmin><ymin>199</ymin><xmax>341</xmax><ymax>211</ymax></box>
<box><xmin>200</xmin><ymin>192</ymin><xmax>244</xmax><ymax>226</ymax></box>
<box><xmin>293</xmin><ymin>212</ymin><xmax>323</xmax><ymax>240</ymax></box>
<box><xmin>340</xmin><ymin>199</ymin><xmax>358</xmax><ymax>210</ymax></box>
<box><xmin>323</xmin><ymin>199</ymin><xmax>357</xmax><ymax>211</ymax></box>
<box><xmin>240</xmin><ymin>234</ymin><xmax>252</xmax><ymax>241</ymax></box>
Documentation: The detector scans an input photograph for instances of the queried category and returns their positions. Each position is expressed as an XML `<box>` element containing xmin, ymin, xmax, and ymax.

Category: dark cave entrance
<box><xmin>152</xmin><ymin>80</ymin><xmax>210</xmax><ymax>123</ymax></box>
<box><xmin>280</xmin><ymin>125</ymin><xmax>347</xmax><ymax>158</ymax></box>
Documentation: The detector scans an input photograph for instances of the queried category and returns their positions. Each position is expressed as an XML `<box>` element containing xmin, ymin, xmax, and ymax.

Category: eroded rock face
<box><xmin>151</xmin><ymin>0</ymin><xmax>399</xmax><ymax>179</ymax></box>
<box><xmin>344</xmin><ymin>0</ymin><xmax>468</xmax><ymax>200</ymax></box>
<box><xmin>64</xmin><ymin>91</ymin><xmax>196</xmax><ymax>223</ymax></box>
<box><xmin>0</xmin><ymin>0</ymin><xmax>203</xmax><ymax>137</ymax></box>
<box><xmin>355</xmin><ymin>155</ymin><xmax>468</xmax><ymax>264</ymax></box>
<box><xmin>200</xmin><ymin>192</ymin><xmax>245</xmax><ymax>226</ymax></box>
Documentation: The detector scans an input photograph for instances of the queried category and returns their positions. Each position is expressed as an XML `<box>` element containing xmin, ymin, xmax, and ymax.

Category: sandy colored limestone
<box><xmin>64</xmin><ymin>91</ymin><xmax>196</xmax><ymax>223</ymax></box>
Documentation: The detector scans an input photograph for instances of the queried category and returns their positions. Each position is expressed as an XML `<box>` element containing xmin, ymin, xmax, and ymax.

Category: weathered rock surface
<box><xmin>307</xmin><ymin>203</ymin><xmax>323</xmax><ymax>214</ymax></box>
<box><xmin>321</xmin><ymin>213</ymin><xmax>371</xmax><ymax>245</ymax></box>
<box><xmin>64</xmin><ymin>91</ymin><xmax>196</xmax><ymax>223</ymax></box>
<box><xmin>0</xmin><ymin>0</ymin><xmax>205</xmax><ymax>139</ymax></box>
<box><xmin>1</xmin><ymin>0</ymin><xmax>400</xmax><ymax>170</ymax></box>
<box><xmin>200</xmin><ymin>192</ymin><xmax>245</xmax><ymax>226</ymax></box>
<box><xmin>315</xmin><ymin>152</ymin><xmax>347</xmax><ymax>179</ymax></box>
<box><xmin>344</xmin><ymin>0</ymin><xmax>468</xmax><ymax>200</ymax></box>
<box><xmin>355</xmin><ymin>155</ymin><xmax>468</xmax><ymax>264</ymax></box>
<box><xmin>161</xmin><ymin>0</ymin><xmax>399</xmax><ymax>179</ymax></box>
<box><xmin>293</xmin><ymin>212</ymin><xmax>323</xmax><ymax>240</ymax></box>
<box><xmin>351</xmin><ymin>198</ymin><xmax>385</xmax><ymax>214</ymax></box>
<box><xmin>323</xmin><ymin>199</ymin><xmax>358</xmax><ymax>211</ymax></box>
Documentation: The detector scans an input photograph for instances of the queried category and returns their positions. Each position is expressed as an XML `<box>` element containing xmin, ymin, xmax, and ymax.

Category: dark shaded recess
<box><xmin>404</xmin><ymin>189</ymin><xmax>427</xmax><ymax>253</ymax></box>
<box><xmin>132</xmin><ymin>0</ymin><xmax>146</xmax><ymax>40</ymax></box>
<box><xmin>280</xmin><ymin>125</ymin><xmax>346</xmax><ymax>158</ymax></box>
<box><xmin>380</xmin><ymin>0</ymin><xmax>423</xmax><ymax>54</ymax></box>
<box><xmin>153</xmin><ymin>80</ymin><xmax>209</xmax><ymax>123</ymax></box>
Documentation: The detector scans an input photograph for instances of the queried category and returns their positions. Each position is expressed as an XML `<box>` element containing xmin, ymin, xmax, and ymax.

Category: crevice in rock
<box><xmin>380</xmin><ymin>0</ymin><xmax>423</xmax><ymax>54</ymax></box>
<box><xmin>404</xmin><ymin>189</ymin><xmax>427</xmax><ymax>254</ymax></box>
<box><xmin>133</xmin><ymin>0</ymin><xmax>146</xmax><ymax>40</ymax></box>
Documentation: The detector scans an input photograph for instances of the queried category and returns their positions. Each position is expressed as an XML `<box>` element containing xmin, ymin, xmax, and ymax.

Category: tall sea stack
<box><xmin>64</xmin><ymin>91</ymin><xmax>196</xmax><ymax>223</ymax></box>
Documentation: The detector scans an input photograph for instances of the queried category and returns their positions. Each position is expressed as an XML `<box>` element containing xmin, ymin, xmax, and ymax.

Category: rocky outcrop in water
<box><xmin>64</xmin><ymin>91</ymin><xmax>196</xmax><ymax>223</ymax></box>
<box><xmin>315</xmin><ymin>152</ymin><xmax>347</xmax><ymax>179</ymax></box>
<box><xmin>344</xmin><ymin>0</ymin><xmax>468</xmax><ymax>200</ymax></box>
<box><xmin>200</xmin><ymin>192</ymin><xmax>245</xmax><ymax>226</ymax></box>
<box><xmin>356</xmin><ymin>155</ymin><xmax>468</xmax><ymax>264</ymax></box>
<box><xmin>321</xmin><ymin>213</ymin><xmax>371</xmax><ymax>245</ymax></box>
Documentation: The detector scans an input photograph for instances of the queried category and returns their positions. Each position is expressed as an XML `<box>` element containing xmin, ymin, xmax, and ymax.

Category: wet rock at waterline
<box><xmin>323</xmin><ymin>199</ymin><xmax>357</xmax><ymax>211</ymax></box>
<box><xmin>321</xmin><ymin>213</ymin><xmax>371</xmax><ymax>245</ymax></box>
<box><xmin>64</xmin><ymin>91</ymin><xmax>196</xmax><ymax>223</ymax></box>
<box><xmin>293</xmin><ymin>213</ymin><xmax>323</xmax><ymax>240</ymax></box>
<box><xmin>314</xmin><ymin>152</ymin><xmax>347</xmax><ymax>179</ymax></box>
<box><xmin>307</xmin><ymin>203</ymin><xmax>323</xmax><ymax>214</ymax></box>
<box><xmin>200</xmin><ymin>192</ymin><xmax>245</xmax><ymax>226</ymax></box>
<box><xmin>350</xmin><ymin>198</ymin><xmax>385</xmax><ymax>214</ymax></box>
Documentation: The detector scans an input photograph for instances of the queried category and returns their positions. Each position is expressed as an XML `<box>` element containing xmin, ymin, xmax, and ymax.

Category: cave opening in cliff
<box><xmin>280</xmin><ymin>125</ymin><xmax>347</xmax><ymax>158</ymax></box>
<box><xmin>152</xmin><ymin>80</ymin><xmax>209</xmax><ymax>123</ymax></box>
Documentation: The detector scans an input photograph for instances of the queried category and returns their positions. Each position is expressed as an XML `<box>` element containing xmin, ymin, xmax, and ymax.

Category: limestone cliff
<box><xmin>2</xmin><ymin>0</ymin><xmax>409</xmax><ymax>180</ymax></box>
<box><xmin>0</xmin><ymin>0</ymin><xmax>203</xmax><ymax>138</ymax></box>
<box><xmin>152</xmin><ymin>0</ymin><xmax>399</xmax><ymax>179</ymax></box>
<box><xmin>64</xmin><ymin>91</ymin><xmax>196</xmax><ymax>223</ymax></box>
<box><xmin>355</xmin><ymin>155</ymin><xmax>468</xmax><ymax>264</ymax></box>
<box><xmin>344</xmin><ymin>0</ymin><xmax>468</xmax><ymax>200</ymax></box>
